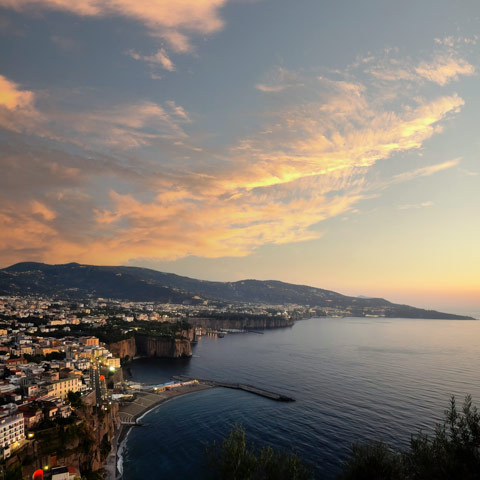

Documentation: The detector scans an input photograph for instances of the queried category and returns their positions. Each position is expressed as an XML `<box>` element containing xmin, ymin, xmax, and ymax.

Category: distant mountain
<box><xmin>0</xmin><ymin>262</ymin><xmax>473</xmax><ymax>319</ymax></box>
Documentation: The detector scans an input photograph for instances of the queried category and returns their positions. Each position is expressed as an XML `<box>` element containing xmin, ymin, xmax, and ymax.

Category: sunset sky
<box><xmin>1</xmin><ymin>0</ymin><xmax>479</xmax><ymax>314</ymax></box>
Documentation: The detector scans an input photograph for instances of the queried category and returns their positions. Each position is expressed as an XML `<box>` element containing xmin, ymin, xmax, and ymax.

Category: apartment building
<box><xmin>47</xmin><ymin>377</ymin><xmax>82</xmax><ymax>399</ymax></box>
<box><xmin>0</xmin><ymin>413</ymin><xmax>25</xmax><ymax>452</ymax></box>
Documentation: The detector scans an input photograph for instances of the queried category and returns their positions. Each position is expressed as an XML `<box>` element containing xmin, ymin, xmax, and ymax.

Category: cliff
<box><xmin>189</xmin><ymin>317</ymin><xmax>294</xmax><ymax>330</ymax></box>
<box><xmin>109</xmin><ymin>334</ymin><xmax>193</xmax><ymax>360</ymax></box>
<box><xmin>135</xmin><ymin>334</ymin><xmax>192</xmax><ymax>358</ymax></box>
<box><xmin>9</xmin><ymin>403</ymin><xmax>119</xmax><ymax>479</ymax></box>
<box><xmin>108</xmin><ymin>336</ymin><xmax>136</xmax><ymax>359</ymax></box>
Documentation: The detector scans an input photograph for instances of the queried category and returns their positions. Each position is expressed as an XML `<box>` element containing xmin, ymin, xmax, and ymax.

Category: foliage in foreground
<box><xmin>339</xmin><ymin>395</ymin><xmax>480</xmax><ymax>480</ymax></box>
<box><xmin>206</xmin><ymin>396</ymin><xmax>480</xmax><ymax>480</ymax></box>
<box><xmin>205</xmin><ymin>424</ymin><xmax>312</xmax><ymax>480</ymax></box>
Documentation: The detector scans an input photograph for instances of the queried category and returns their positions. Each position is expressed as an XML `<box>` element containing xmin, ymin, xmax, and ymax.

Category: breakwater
<box><xmin>173</xmin><ymin>375</ymin><xmax>295</xmax><ymax>402</ymax></box>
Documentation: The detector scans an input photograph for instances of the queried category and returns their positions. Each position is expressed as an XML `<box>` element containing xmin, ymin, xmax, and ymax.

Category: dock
<box><xmin>173</xmin><ymin>376</ymin><xmax>295</xmax><ymax>402</ymax></box>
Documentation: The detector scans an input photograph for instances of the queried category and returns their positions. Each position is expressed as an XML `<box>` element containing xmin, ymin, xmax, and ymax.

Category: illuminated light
<box><xmin>43</xmin><ymin>465</ymin><xmax>49</xmax><ymax>471</ymax></box>
<box><xmin>28</xmin><ymin>432</ymin><xmax>35</xmax><ymax>439</ymax></box>
<box><xmin>109</xmin><ymin>366</ymin><xmax>115</xmax><ymax>372</ymax></box>
<box><xmin>99</xmin><ymin>375</ymin><xmax>105</xmax><ymax>381</ymax></box>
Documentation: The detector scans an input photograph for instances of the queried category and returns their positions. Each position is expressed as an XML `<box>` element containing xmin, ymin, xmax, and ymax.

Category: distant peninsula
<box><xmin>0</xmin><ymin>262</ymin><xmax>474</xmax><ymax>320</ymax></box>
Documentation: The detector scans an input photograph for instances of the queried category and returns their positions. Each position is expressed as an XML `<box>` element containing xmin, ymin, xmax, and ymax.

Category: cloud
<box><xmin>50</xmin><ymin>35</ymin><xmax>80</xmax><ymax>52</ymax></box>
<box><xmin>0</xmin><ymin>73</ymin><xmax>191</xmax><ymax>150</ymax></box>
<box><xmin>398</xmin><ymin>201</ymin><xmax>434</xmax><ymax>210</ymax></box>
<box><xmin>0</xmin><ymin>0</ymin><xmax>228</xmax><ymax>53</ymax></box>
<box><xmin>255</xmin><ymin>67</ymin><xmax>304</xmax><ymax>93</ymax></box>
<box><xmin>459</xmin><ymin>168</ymin><xmax>478</xmax><ymax>177</ymax></box>
<box><xmin>365</xmin><ymin>49</ymin><xmax>475</xmax><ymax>86</ymax></box>
<box><xmin>0</xmin><ymin>46</ymin><xmax>473</xmax><ymax>265</ymax></box>
<box><xmin>0</xmin><ymin>74</ymin><xmax>43</xmax><ymax>132</ymax></box>
<box><xmin>415</xmin><ymin>57</ymin><xmax>475</xmax><ymax>85</ymax></box>
<box><xmin>31</xmin><ymin>200</ymin><xmax>57</xmax><ymax>220</ymax></box>
<box><xmin>255</xmin><ymin>84</ymin><xmax>289</xmax><ymax>93</ymax></box>
<box><xmin>55</xmin><ymin>100</ymin><xmax>191</xmax><ymax>148</ymax></box>
<box><xmin>434</xmin><ymin>35</ymin><xmax>478</xmax><ymax>47</ymax></box>
<box><xmin>389</xmin><ymin>158</ymin><xmax>462</xmax><ymax>185</ymax></box>
<box><xmin>127</xmin><ymin>48</ymin><xmax>175</xmax><ymax>71</ymax></box>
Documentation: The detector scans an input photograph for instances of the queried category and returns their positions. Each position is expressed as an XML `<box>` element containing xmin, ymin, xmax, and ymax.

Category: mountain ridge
<box><xmin>0</xmin><ymin>261</ymin><xmax>473</xmax><ymax>320</ymax></box>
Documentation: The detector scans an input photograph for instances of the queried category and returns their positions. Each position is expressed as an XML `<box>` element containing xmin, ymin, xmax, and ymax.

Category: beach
<box><xmin>105</xmin><ymin>383</ymin><xmax>213</xmax><ymax>480</ymax></box>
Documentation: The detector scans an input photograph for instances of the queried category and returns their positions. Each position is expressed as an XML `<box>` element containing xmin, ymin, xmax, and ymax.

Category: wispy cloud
<box><xmin>0</xmin><ymin>0</ymin><xmax>228</xmax><ymax>53</ymax></box>
<box><xmin>0</xmin><ymin>73</ymin><xmax>191</xmax><ymax>149</ymax></box>
<box><xmin>0</xmin><ymin>74</ymin><xmax>43</xmax><ymax>133</ymax></box>
<box><xmin>55</xmin><ymin>100</ymin><xmax>191</xmax><ymax>149</ymax></box>
<box><xmin>255</xmin><ymin>67</ymin><xmax>304</xmax><ymax>93</ymax></box>
<box><xmin>365</xmin><ymin>49</ymin><xmax>475</xmax><ymax>86</ymax></box>
<box><xmin>0</xmin><ymin>43</ymin><xmax>475</xmax><ymax>264</ymax></box>
<box><xmin>389</xmin><ymin>159</ymin><xmax>462</xmax><ymax>185</ymax></box>
<box><xmin>127</xmin><ymin>48</ymin><xmax>175</xmax><ymax>71</ymax></box>
<box><xmin>50</xmin><ymin>35</ymin><xmax>80</xmax><ymax>52</ymax></box>
<box><xmin>398</xmin><ymin>201</ymin><xmax>435</xmax><ymax>210</ymax></box>
<box><xmin>415</xmin><ymin>57</ymin><xmax>475</xmax><ymax>85</ymax></box>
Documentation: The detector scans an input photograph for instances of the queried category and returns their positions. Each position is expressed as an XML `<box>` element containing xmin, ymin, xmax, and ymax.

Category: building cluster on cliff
<box><xmin>0</xmin><ymin>294</ymin><xmax>320</xmax><ymax>477</ymax></box>
<box><xmin>0</xmin><ymin>298</ymin><xmax>130</xmax><ymax>477</ymax></box>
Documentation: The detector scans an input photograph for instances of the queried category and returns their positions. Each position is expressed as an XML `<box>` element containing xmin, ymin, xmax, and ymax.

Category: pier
<box><xmin>173</xmin><ymin>376</ymin><xmax>295</xmax><ymax>402</ymax></box>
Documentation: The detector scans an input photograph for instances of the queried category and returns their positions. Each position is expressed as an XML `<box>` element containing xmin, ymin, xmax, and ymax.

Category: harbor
<box><xmin>173</xmin><ymin>375</ymin><xmax>295</xmax><ymax>402</ymax></box>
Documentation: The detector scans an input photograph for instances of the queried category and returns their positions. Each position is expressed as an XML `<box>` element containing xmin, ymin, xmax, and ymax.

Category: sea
<box><xmin>121</xmin><ymin>317</ymin><xmax>480</xmax><ymax>479</ymax></box>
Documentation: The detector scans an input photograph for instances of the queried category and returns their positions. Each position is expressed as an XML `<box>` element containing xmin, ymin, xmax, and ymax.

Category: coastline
<box><xmin>108</xmin><ymin>383</ymin><xmax>213</xmax><ymax>480</ymax></box>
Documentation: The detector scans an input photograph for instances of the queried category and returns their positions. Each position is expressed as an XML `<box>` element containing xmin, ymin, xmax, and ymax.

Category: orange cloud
<box><xmin>31</xmin><ymin>200</ymin><xmax>56</xmax><ymax>221</ymax></box>
<box><xmin>415</xmin><ymin>57</ymin><xmax>475</xmax><ymax>85</ymax></box>
<box><xmin>0</xmin><ymin>74</ymin><xmax>191</xmax><ymax>149</ymax></box>
<box><xmin>0</xmin><ymin>74</ymin><xmax>42</xmax><ymax>132</ymax></box>
<box><xmin>0</xmin><ymin>47</ymin><xmax>473</xmax><ymax>266</ymax></box>
<box><xmin>1</xmin><ymin>0</ymin><xmax>228</xmax><ymax>53</ymax></box>
<box><xmin>127</xmin><ymin>48</ymin><xmax>176</xmax><ymax>71</ymax></box>
<box><xmin>365</xmin><ymin>52</ymin><xmax>475</xmax><ymax>86</ymax></box>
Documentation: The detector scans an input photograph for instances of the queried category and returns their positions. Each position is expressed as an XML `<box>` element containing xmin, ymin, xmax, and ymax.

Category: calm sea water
<box><xmin>122</xmin><ymin>317</ymin><xmax>480</xmax><ymax>479</ymax></box>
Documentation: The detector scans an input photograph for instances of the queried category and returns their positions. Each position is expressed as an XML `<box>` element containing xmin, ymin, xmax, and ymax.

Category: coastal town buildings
<box><xmin>47</xmin><ymin>377</ymin><xmax>82</xmax><ymax>399</ymax></box>
<box><xmin>0</xmin><ymin>412</ymin><xmax>25</xmax><ymax>457</ymax></box>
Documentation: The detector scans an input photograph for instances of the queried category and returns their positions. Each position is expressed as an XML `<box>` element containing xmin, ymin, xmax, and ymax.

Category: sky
<box><xmin>0</xmin><ymin>0</ymin><xmax>479</xmax><ymax>314</ymax></box>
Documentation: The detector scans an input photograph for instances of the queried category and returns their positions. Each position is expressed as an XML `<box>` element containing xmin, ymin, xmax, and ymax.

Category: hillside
<box><xmin>0</xmin><ymin>262</ymin><xmax>473</xmax><ymax>319</ymax></box>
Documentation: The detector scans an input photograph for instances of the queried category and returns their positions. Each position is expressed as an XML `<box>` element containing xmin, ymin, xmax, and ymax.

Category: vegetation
<box><xmin>24</xmin><ymin>351</ymin><xmax>66</xmax><ymax>363</ymax></box>
<box><xmin>100</xmin><ymin>433</ymin><xmax>111</xmax><ymax>461</ymax></box>
<box><xmin>206</xmin><ymin>396</ymin><xmax>480</xmax><ymax>480</ymax></box>
<box><xmin>205</xmin><ymin>424</ymin><xmax>312</xmax><ymax>480</ymax></box>
<box><xmin>31</xmin><ymin>316</ymin><xmax>191</xmax><ymax>343</ymax></box>
<box><xmin>2</xmin><ymin>463</ymin><xmax>22</xmax><ymax>480</ymax></box>
<box><xmin>339</xmin><ymin>395</ymin><xmax>480</xmax><ymax>480</ymax></box>
<box><xmin>134</xmin><ymin>319</ymin><xmax>191</xmax><ymax>338</ymax></box>
<box><xmin>68</xmin><ymin>391</ymin><xmax>83</xmax><ymax>409</ymax></box>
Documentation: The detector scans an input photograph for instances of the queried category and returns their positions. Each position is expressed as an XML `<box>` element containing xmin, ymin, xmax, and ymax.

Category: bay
<box><xmin>122</xmin><ymin>317</ymin><xmax>480</xmax><ymax>479</ymax></box>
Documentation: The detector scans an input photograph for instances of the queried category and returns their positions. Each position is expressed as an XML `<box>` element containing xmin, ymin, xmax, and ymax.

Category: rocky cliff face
<box><xmin>189</xmin><ymin>317</ymin><xmax>294</xmax><ymax>330</ymax></box>
<box><xmin>13</xmin><ymin>403</ymin><xmax>119</xmax><ymax>479</ymax></box>
<box><xmin>108</xmin><ymin>336</ymin><xmax>136</xmax><ymax>359</ymax></box>
<box><xmin>135</xmin><ymin>334</ymin><xmax>192</xmax><ymax>358</ymax></box>
<box><xmin>109</xmin><ymin>334</ymin><xmax>192</xmax><ymax>359</ymax></box>
<box><xmin>181</xmin><ymin>327</ymin><xmax>195</xmax><ymax>341</ymax></box>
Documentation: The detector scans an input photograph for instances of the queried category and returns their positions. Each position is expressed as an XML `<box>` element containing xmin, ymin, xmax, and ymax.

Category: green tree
<box><xmin>67</xmin><ymin>390</ymin><xmax>83</xmax><ymax>408</ymax></box>
<box><xmin>4</xmin><ymin>462</ymin><xmax>22</xmax><ymax>480</ymax></box>
<box><xmin>338</xmin><ymin>395</ymin><xmax>480</xmax><ymax>480</ymax></box>
<box><xmin>404</xmin><ymin>395</ymin><xmax>480</xmax><ymax>480</ymax></box>
<box><xmin>338</xmin><ymin>442</ymin><xmax>404</xmax><ymax>480</ymax></box>
<box><xmin>205</xmin><ymin>424</ymin><xmax>312</xmax><ymax>480</ymax></box>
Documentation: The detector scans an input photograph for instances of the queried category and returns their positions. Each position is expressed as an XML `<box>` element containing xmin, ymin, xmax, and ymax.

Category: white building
<box><xmin>0</xmin><ymin>413</ymin><xmax>25</xmax><ymax>454</ymax></box>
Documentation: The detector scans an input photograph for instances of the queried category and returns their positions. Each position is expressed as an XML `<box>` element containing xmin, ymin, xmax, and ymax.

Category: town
<box><xmin>0</xmin><ymin>295</ymin><xmax>322</xmax><ymax>479</ymax></box>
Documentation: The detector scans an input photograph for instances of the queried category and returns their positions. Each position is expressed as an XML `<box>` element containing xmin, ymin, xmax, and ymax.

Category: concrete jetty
<box><xmin>173</xmin><ymin>376</ymin><xmax>295</xmax><ymax>402</ymax></box>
